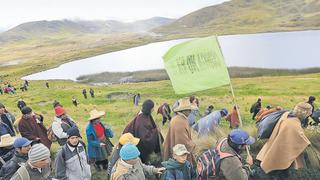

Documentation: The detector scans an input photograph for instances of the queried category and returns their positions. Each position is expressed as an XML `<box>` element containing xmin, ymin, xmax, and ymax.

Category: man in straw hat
<box><xmin>257</xmin><ymin>102</ymin><xmax>313</xmax><ymax>179</ymax></box>
<box><xmin>86</xmin><ymin>109</ymin><xmax>114</xmax><ymax>171</ymax></box>
<box><xmin>0</xmin><ymin>137</ymin><xmax>32</xmax><ymax>179</ymax></box>
<box><xmin>163</xmin><ymin>97</ymin><xmax>198</xmax><ymax>165</ymax></box>
<box><xmin>107</xmin><ymin>133</ymin><xmax>140</xmax><ymax>177</ymax></box>
<box><xmin>11</xmin><ymin>143</ymin><xmax>51</xmax><ymax>180</ymax></box>
<box><xmin>0</xmin><ymin>134</ymin><xmax>16</xmax><ymax>169</ymax></box>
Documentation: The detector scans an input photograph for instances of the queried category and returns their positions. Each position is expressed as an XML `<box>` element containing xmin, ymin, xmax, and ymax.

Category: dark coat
<box><xmin>0</xmin><ymin>151</ymin><xmax>28</xmax><ymax>179</ymax></box>
<box><xmin>123</xmin><ymin>112</ymin><xmax>162</xmax><ymax>163</ymax></box>
<box><xmin>18</xmin><ymin>114</ymin><xmax>51</xmax><ymax>149</ymax></box>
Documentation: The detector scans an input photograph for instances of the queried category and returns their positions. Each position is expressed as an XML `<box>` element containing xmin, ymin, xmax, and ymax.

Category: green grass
<box><xmin>1</xmin><ymin>73</ymin><xmax>320</xmax><ymax>179</ymax></box>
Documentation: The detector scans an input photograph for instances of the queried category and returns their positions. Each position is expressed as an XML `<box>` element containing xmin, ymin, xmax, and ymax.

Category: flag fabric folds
<box><xmin>163</xmin><ymin>36</ymin><xmax>230</xmax><ymax>94</ymax></box>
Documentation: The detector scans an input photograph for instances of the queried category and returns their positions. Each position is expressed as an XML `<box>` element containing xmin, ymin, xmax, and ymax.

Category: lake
<box><xmin>23</xmin><ymin>30</ymin><xmax>320</xmax><ymax>81</ymax></box>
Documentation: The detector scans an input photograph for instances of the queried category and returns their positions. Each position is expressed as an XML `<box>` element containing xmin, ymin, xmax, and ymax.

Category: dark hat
<box><xmin>21</xmin><ymin>106</ymin><xmax>32</xmax><ymax>115</ymax></box>
<box><xmin>142</xmin><ymin>99</ymin><xmax>154</xmax><ymax>115</ymax></box>
<box><xmin>0</xmin><ymin>103</ymin><xmax>5</xmax><ymax>109</ymax></box>
<box><xmin>67</xmin><ymin>126</ymin><xmax>81</xmax><ymax>138</ymax></box>
<box><xmin>309</xmin><ymin>96</ymin><xmax>316</xmax><ymax>102</ymax></box>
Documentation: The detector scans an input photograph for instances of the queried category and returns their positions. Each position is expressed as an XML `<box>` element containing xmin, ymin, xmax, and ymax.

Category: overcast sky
<box><xmin>0</xmin><ymin>0</ymin><xmax>228</xmax><ymax>30</ymax></box>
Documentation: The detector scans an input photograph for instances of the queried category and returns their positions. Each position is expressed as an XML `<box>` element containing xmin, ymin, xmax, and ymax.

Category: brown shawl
<box><xmin>123</xmin><ymin>112</ymin><xmax>162</xmax><ymax>163</ymax></box>
<box><xmin>163</xmin><ymin>112</ymin><xmax>196</xmax><ymax>165</ymax></box>
<box><xmin>257</xmin><ymin>112</ymin><xmax>310</xmax><ymax>173</ymax></box>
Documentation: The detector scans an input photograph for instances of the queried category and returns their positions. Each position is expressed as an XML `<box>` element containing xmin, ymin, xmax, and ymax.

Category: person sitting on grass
<box><xmin>110</xmin><ymin>143</ymin><xmax>165</xmax><ymax>180</ymax></box>
<box><xmin>161</xmin><ymin>144</ymin><xmax>197</xmax><ymax>180</ymax></box>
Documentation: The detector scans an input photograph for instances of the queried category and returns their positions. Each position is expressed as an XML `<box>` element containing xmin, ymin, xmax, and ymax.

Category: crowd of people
<box><xmin>0</xmin><ymin>89</ymin><xmax>319</xmax><ymax>180</ymax></box>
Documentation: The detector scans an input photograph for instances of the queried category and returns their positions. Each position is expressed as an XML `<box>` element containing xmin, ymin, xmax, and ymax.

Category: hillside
<box><xmin>0</xmin><ymin>17</ymin><xmax>174</xmax><ymax>43</ymax></box>
<box><xmin>1</xmin><ymin>73</ymin><xmax>320</xmax><ymax>179</ymax></box>
<box><xmin>154</xmin><ymin>0</ymin><xmax>320</xmax><ymax>38</ymax></box>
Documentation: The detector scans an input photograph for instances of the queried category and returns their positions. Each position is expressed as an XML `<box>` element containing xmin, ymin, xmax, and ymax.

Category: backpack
<box><xmin>256</xmin><ymin>110</ymin><xmax>287</xmax><ymax>139</ymax></box>
<box><xmin>196</xmin><ymin>138</ymin><xmax>234</xmax><ymax>180</ymax></box>
<box><xmin>47</xmin><ymin>125</ymin><xmax>58</xmax><ymax>142</ymax></box>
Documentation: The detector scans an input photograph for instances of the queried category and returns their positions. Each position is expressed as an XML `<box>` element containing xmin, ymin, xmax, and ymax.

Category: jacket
<box><xmin>0</xmin><ymin>151</ymin><xmax>28</xmax><ymax>180</ymax></box>
<box><xmin>86</xmin><ymin>122</ymin><xmax>113</xmax><ymax>159</ymax></box>
<box><xmin>55</xmin><ymin>142</ymin><xmax>91</xmax><ymax>180</ymax></box>
<box><xmin>10</xmin><ymin>162</ymin><xmax>51</xmax><ymax>180</ymax></box>
<box><xmin>0</xmin><ymin>113</ymin><xmax>16</xmax><ymax>136</ymax></box>
<box><xmin>110</xmin><ymin>159</ymin><xmax>156</xmax><ymax>180</ymax></box>
<box><xmin>52</xmin><ymin>116</ymin><xmax>76</xmax><ymax>146</ymax></box>
<box><xmin>161</xmin><ymin>158</ymin><xmax>196</xmax><ymax>180</ymax></box>
<box><xmin>18</xmin><ymin>114</ymin><xmax>51</xmax><ymax>149</ymax></box>
<box><xmin>219</xmin><ymin>140</ymin><xmax>250</xmax><ymax>180</ymax></box>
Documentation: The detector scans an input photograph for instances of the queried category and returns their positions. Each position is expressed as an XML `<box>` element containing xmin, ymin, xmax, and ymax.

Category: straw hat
<box><xmin>174</xmin><ymin>98</ymin><xmax>198</xmax><ymax>113</ymax></box>
<box><xmin>88</xmin><ymin>109</ymin><xmax>105</xmax><ymax>121</ymax></box>
<box><xmin>0</xmin><ymin>134</ymin><xmax>16</xmax><ymax>147</ymax></box>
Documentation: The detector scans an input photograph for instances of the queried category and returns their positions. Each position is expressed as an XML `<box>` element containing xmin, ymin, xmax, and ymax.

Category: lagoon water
<box><xmin>23</xmin><ymin>30</ymin><xmax>320</xmax><ymax>81</ymax></box>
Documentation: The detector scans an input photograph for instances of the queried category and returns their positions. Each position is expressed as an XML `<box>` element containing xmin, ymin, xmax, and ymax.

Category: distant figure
<box><xmin>302</xmin><ymin>96</ymin><xmax>316</xmax><ymax>128</ymax></box>
<box><xmin>157</xmin><ymin>103</ymin><xmax>172</xmax><ymax>125</ymax></box>
<box><xmin>204</xmin><ymin>105</ymin><xmax>214</xmax><ymax>116</ymax></box>
<box><xmin>24</xmin><ymin>80</ymin><xmax>29</xmax><ymax>87</ymax></box>
<box><xmin>45</xmin><ymin>81</ymin><xmax>49</xmax><ymax>89</ymax></box>
<box><xmin>133</xmin><ymin>93</ymin><xmax>140</xmax><ymax>106</ymax></box>
<box><xmin>17</xmin><ymin>99</ymin><xmax>27</xmax><ymax>110</ymax></box>
<box><xmin>20</xmin><ymin>83</ymin><xmax>27</xmax><ymax>92</ymax></box>
<box><xmin>250</xmin><ymin>98</ymin><xmax>262</xmax><ymax>120</ymax></box>
<box><xmin>89</xmin><ymin>88</ymin><xmax>95</xmax><ymax>98</ymax></box>
<box><xmin>53</xmin><ymin>100</ymin><xmax>62</xmax><ymax>108</ymax></box>
<box><xmin>0</xmin><ymin>86</ymin><xmax>3</xmax><ymax>95</ymax></box>
<box><xmin>82</xmin><ymin>89</ymin><xmax>87</xmax><ymax>99</ymax></box>
<box><xmin>226</xmin><ymin>106</ymin><xmax>240</xmax><ymax>129</ymax></box>
<box><xmin>72</xmin><ymin>96</ymin><xmax>78</xmax><ymax>107</ymax></box>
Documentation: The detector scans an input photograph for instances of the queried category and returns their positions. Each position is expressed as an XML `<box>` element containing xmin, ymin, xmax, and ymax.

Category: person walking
<box><xmin>89</xmin><ymin>88</ymin><xmax>95</xmax><ymax>98</ymax></box>
<box><xmin>82</xmin><ymin>89</ymin><xmax>87</xmax><ymax>99</ymax></box>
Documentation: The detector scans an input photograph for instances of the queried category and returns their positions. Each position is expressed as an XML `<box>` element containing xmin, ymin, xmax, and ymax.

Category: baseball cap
<box><xmin>229</xmin><ymin>129</ymin><xmax>255</xmax><ymax>145</ymax></box>
<box><xmin>173</xmin><ymin>144</ymin><xmax>190</xmax><ymax>156</ymax></box>
<box><xmin>13</xmin><ymin>137</ymin><xmax>32</xmax><ymax>148</ymax></box>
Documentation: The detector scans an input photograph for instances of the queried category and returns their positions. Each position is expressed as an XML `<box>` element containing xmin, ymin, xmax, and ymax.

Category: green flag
<box><xmin>163</xmin><ymin>36</ymin><xmax>230</xmax><ymax>94</ymax></box>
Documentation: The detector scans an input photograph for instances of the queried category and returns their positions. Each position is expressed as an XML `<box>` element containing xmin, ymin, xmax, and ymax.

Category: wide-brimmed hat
<box><xmin>88</xmin><ymin>109</ymin><xmax>105</xmax><ymax>121</ymax></box>
<box><xmin>119</xmin><ymin>133</ymin><xmax>140</xmax><ymax>145</ymax></box>
<box><xmin>174</xmin><ymin>98</ymin><xmax>198</xmax><ymax>113</ymax></box>
<box><xmin>293</xmin><ymin>102</ymin><xmax>313</xmax><ymax>118</ymax></box>
<box><xmin>0</xmin><ymin>134</ymin><xmax>16</xmax><ymax>147</ymax></box>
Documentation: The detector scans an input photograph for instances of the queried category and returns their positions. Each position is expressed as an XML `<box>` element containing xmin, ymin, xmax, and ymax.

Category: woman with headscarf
<box><xmin>123</xmin><ymin>99</ymin><xmax>162</xmax><ymax>163</ymax></box>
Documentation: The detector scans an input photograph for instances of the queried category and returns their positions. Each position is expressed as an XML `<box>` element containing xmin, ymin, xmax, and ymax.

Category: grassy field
<box><xmin>1</xmin><ymin>72</ymin><xmax>320</xmax><ymax>179</ymax></box>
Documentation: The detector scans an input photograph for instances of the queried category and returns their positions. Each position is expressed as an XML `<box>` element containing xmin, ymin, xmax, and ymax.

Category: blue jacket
<box><xmin>86</xmin><ymin>122</ymin><xmax>113</xmax><ymax>159</ymax></box>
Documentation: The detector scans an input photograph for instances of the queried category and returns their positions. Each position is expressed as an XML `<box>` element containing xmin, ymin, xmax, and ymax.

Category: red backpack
<box><xmin>196</xmin><ymin>138</ymin><xmax>234</xmax><ymax>180</ymax></box>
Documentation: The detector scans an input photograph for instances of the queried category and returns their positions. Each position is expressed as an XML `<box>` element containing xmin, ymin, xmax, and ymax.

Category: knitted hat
<box><xmin>28</xmin><ymin>143</ymin><xmax>50</xmax><ymax>163</ymax></box>
<box><xmin>119</xmin><ymin>133</ymin><xmax>140</xmax><ymax>145</ymax></box>
<box><xmin>67</xmin><ymin>126</ymin><xmax>81</xmax><ymax>138</ymax></box>
<box><xmin>21</xmin><ymin>106</ymin><xmax>32</xmax><ymax>115</ymax></box>
<box><xmin>120</xmin><ymin>143</ymin><xmax>140</xmax><ymax>161</ymax></box>
<box><xmin>55</xmin><ymin>106</ymin><xmax>65</xmax><ymax>117</ymax></box>
<box><xmin>293</xmin><ymin>102</ymin><xmax>313</xmax><ymax>118</ymax></box>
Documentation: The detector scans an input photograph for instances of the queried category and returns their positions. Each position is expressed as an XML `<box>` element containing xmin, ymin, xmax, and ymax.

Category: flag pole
<box><xmin>215</xmin><ymin>36</ymin><xmax>243</xmax><ymax>127</ymax></box>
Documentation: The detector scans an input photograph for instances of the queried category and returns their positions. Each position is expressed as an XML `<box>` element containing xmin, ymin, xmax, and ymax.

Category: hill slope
<box><xmin>154</xmin><ymin>0</ymin><xmax>320</xmax><ymax>37</ymax></box>
<box><xmin>0</xmin><ymin>17</ymin><xmax>174</xmax><ymax>43</ymax></box>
